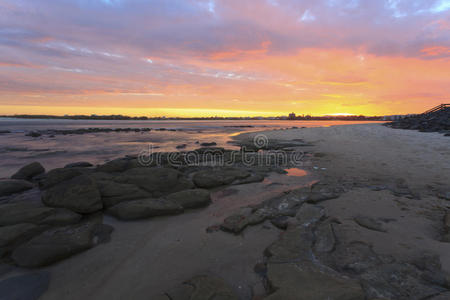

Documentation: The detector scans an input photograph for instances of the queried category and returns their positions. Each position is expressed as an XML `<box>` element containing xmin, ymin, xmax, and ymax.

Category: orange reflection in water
<box><xmin>285</xmin><ymin>168</ymin><xmax>307</xmax><ymax>177</ymax></box>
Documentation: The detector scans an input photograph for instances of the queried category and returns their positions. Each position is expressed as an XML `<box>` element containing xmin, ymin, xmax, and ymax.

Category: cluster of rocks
<box><xmin>209</xmin><ymin>181</ymin><xmax>450</xmax><ymax>299</ymax></box>
<box><xmin>386</xmin><ymin>107</ymin><xmax>450</xmax><ymax>135</ymax></box>
<box><xmin>24</xmin><ymin>127</ymin><xmax>180</xmax><ymax>137</ymax></box>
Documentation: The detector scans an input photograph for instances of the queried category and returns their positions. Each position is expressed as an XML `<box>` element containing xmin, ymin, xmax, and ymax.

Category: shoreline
<box><xmin>1</xmin><ymin>123</ymin><xmax>450</xmax><ymax>299</ymax></box>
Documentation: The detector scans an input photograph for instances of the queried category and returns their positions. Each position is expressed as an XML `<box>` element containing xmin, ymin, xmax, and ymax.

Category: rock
<box><xmin>92</xmin><ymin>223</ymin><xmax>114</xmax><ymax>244</ymax></box>
<box><xmin>0</xmin><ymin>180</ymin><xmax>33</xmax><ymax>197</ymax></box>
<box><xmin>270</xmin><ymin>216</ymin><xmax>291</xmax><ymax>230</ymax></box>
<box><xmin>97</xmin><ymin>158</ymin><xmax>131</xmax><ymax>173</ymax></box>
<box><xmin>0</xmin><ymin>202</ymin><xmax>55</xmax><ymax>226</ymax></box>
<box><xmin>42</xmin><ymin>175</ymin><xmax>102</xmax><ymax>214</ymax></box>
<box><xmin>314</xmin><ymin>222</ymin><xmax>336</xmax><ymax>253</ymax></box>
<box><xmin>25</xmin><ymin>131</ymin><xmax>41</xmax><ymax>138</ymax></box>
<box><xmin>0</xmin><ymin>130</ymin><xmax>11</xmax><ymax>134</ymax></box>
<box><xmin>193</xmin><ymin>168</ymin><xmax>250</xmax><ymax>188</ymax></box>
<box><xmin>184</xmin><ymin>275</ymin><xmax>238</xmax><ymax>300</ymax></box>
<box><xmin>264</xmin><ymin>225</ymin><xmax>314</xmax><ymax>263</ymax></box>
<box><xmin>232</xmin><ymin>173</ymin><xmax>265</xmax><ymax>185</ymax></box>
<box><xmin>64</xmin><ymin>162</ymin><xmax>93</xmax><ymax>168</ymax></box>
<box><xmin>0</xmin><ymin>271</ymin><xmax>50</xmax><ymax>300</ymax></box>
<box><xmin>176</xmin><ymin>144</ymin><xmax>187</xmax><ymax>149</ymax></box>
<box><xmin>107</xmin><ymin>198</ymin><xmax>183</xmax><ymax>220</ymax></box>
<box><xmin>200</xmin><ymin>142</ymin><xmax>217</xmax><ymax>147</ymax></box>
<box><xmin>11</xmin><ymin>222</ymin><xmax>97</xmax><ymax>267</ymax></box>
<box><xmin>295</xmin><ymin>204</ymin><xmax>325</xmax><ymax>226</ymax></box>
<box><xmin>220</xmin><ymin>208</ymin><xmax>253</xmax><ymax>234</ymax></box>
<box><xmin>39</xmin><ymin>209</ymin><xmax>82</xmax><ymax>226</ymax></box>
<box><xmin>38</xmin><ymin>168</ymin><xmax>84</xmax><ymax>190</ymax></box>
<box><xmin>0</xmin><ymin>224</ymin><xmax>42</xmax><ymax>248</ymax></box>
<box><xmin>114</xmin><ymin>168</ymin><xmax>193</xmax><ymax>197</ymax></box>
<box><xmin>354</xmin><ymin>216</ymin><xmax>387</xmax><ymax>232</ymax></box>
<box><xmin>265</xmin><ymin>262</ymin><xmax>365</xmax><ymax>300</ymax></box>
<box><xmin>97</xmin><ymin>180</ymin><xmax>151</xmax><ymax>208</ymax></box>
<box><xmin>11</xmin><ymin>162</ymin><xmax>45</xmax><ymax>180</ymax></box>
<box><xmin>166</xmin><ymin>189</ymin><xmax>211</xmax><ymax>209</ymax></box>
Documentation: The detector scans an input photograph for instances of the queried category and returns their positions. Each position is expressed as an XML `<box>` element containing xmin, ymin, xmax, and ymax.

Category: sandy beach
<box><xmin>1</xmin><ymin>123</ymin><xmax>450</xmax><ymax>300</ymax></box>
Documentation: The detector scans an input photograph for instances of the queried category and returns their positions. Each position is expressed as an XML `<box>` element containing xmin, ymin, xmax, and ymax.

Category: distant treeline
<box><xmin>0</xmin><ymin>114</ymin><xmax>383</xmax><ymax>121</ymax></box>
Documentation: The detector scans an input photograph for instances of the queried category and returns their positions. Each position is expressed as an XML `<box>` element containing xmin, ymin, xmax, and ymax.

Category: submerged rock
<box><xmin>64</xmin><ymin>161</ymin><xmax>93</xmax><ymax>168</ymax></box>
<box><xmin>0</xmin><ymin>179</ymin><xmax>33</xmax><ymax>197</ymax></box>
<box><xmin>42</xmin><ymin>175</ymin><xmax>102</xmax><ymax>214</ymax></box>
<box><xmin>166</xmin><ymin>189</ymin><xmax>211</xmax><ymax>209</ymax></box>
<box><xmin>11</xmin><ymin>162</ymin><xmax>45</xmax><ymax>181</ymax></box>
<box><xmin>107</xmin><ymin>198</ymin><xmax>183</xmax><ymax>220</ymax></box>
<box><xmin>295</xmin><ymin>204</ymin><xmax>325</xmax><ymax>226</ymax></box>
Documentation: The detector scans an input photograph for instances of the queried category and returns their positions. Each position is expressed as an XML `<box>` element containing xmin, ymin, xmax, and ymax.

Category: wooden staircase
<box><xmin>422</xmin><ymin>104</ymin><xmax>450</xmax><ymax>115</ymax></box>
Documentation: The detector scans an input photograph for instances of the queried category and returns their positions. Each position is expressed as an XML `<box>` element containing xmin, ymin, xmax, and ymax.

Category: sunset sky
<box><xmin>1</xmin><ymin>0</ymin><xmax>449</xmax><ymax>117</ymax></box>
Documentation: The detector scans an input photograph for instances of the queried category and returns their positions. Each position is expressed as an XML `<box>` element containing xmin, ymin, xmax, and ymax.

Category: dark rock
<box><xmin>270</xmin><ymin>216</ymin><xmax>291</xmax><ymax>230</ymax></box>
<box><xmin>38</xmin><ymin>168</ymin><xmax>84</xmax><ymax>190</ymax></box>
<box><xmin>0</xmin><ymin>130</ymin><xmax>11</xmax><ymax>134</ymax></box>
<box><xmin>39</xmin><ymin>209</ymin><xmax>82</xmax><ymax>226</ymax></box>
<box><xmin>200</xmin><ymin>142</ymin><xmax>217</xmax><ymax>147</ymax></box>
<box><xmin>92</xmin><ymin>223</ymin><xmax>114</xmax><ymax>244</ymax></box>
<box><xmin>166</xmin><ymin>189</ymin><xmax>211</xmax><ymax>209</ymax></box>
<box><xmin>0</xmin><ymin>202</ymin><xmax>54</xmax><ymax>226</ymax></box>
<box><xmin>295</xmin><ymin>203</ymin><xmax>325</xmax><ymax>226</ymax></box>
<box><xmin>0</xmin><ymin>271</ymin><xmax>50</xmax><ymax>300</ymax></box>
<box><xmin>354</xmin><ymin>215</ymin><xmax>387</xmax><ymax>232</ymax></box>
<box><xmin>183</xmin><ymin>275</ymin><xmax>238</xmax><ymax>300</ymax></box>
<box><xmin>0</xmin><ymin>224</ymin><xmax>42</xmax><ymax>249</ymax></box>
<box><xmin>114</xmin><ymin>168</ymin><xmax>193</xmax><ymax>197</ymax></box>
<box><xmin>313</xmin><ymin>222</ymin><xmax>336</xmax><ymax>253</ymax></box>
<box><xmin>176</xmin><ymin>144</ymin><xmax>187</xmax><ymax>149</ymax></box>
<box><xmin>42</xmin><ymin>175</ymin><xmax>103</xmax><ymax>214</ymax></box>
<box><xmin>11</xmin><ymin>222</ymin><xmax>97</xmax><ymax>267</ymax></box>
<box><xmin>107</xmin><ymin>198</ymin><xmax>183</xmax><ymax>220</ymax></box>
<box><xmin>0</xmin><ymin>180</ymin><xmax>33</xmax><ymax>197</ymax></box>
<box><xmin>25</xmin><ymin>131</ymin><xmax>41</xmax><ymax>138</ymax></box>
<box><xmin>193</xmin><ymin>168</ymin><xmax>250</xmax><ymax>188</ymax></box>
<box><xmin>64</xmin><ymin>162</ymin><xmax>93</xmax><ymax>168</ymax></box>
<box><xmin>97</xmin><ymin>158</ymin><xmax>131</xmax><ymax>173</ymax></box>
<box><xmin>265</xmin><ymin>262</ymin><xmax>365</xmax><ymax>300</ymax></box>
<box><xmin>11</xmin><ymin>162</ymin><xmax>45</xmax><ymax>180</ymax></box>
<box><xmin>96</xmin><ymin>180</ymin><xmax>151</xmax><ymax>208</ymax></box>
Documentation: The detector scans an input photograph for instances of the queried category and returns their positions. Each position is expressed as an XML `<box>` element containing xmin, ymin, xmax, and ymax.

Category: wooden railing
<box><xmin>422</xmin><ymin>104</ymin><xmax>450</xmax><ymax>115</ymax></box>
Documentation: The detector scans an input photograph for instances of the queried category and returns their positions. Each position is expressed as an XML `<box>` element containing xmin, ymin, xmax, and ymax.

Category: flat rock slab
<box><xmin>11</xmin><ymin>162</ymin><xmax>45</xmax><ymax>181</ymax></box>
<box><xmin>0</xmin><ymin>180</ymin><xmax>33</xmax><ymax>197</ymax></box>
<box><xmin>42</xmin><ymin>174</ymin><xmax>103</xmax><ymax>214</ymax></box>
<box><xmin>295</xmin><ymin>204</ymin><xmax>325</xmax><ymax>226</ymax></box>
<box><xmin>354</xmin><ymin>216</ymin><xmax>387</xmax><ymax>232</ymax></box>
<box><xmin>313</xmin><ymin>222</ymin><xmax>336</xmax><ymax>253</ymax></box>
<box><xmin>166</xmin><ymin>189</ymin><xmax>211</xmax><ymax>209</ymax></box>
<box><xmin>0</xmin><ymin>271</ymin><xmax>50</xmax><ymax>300</ymax></box>
<box><xmin>11</xmin><ymin>222</ymin><xmax>96</xmax><ymax>268</ymax></box>
<box><xmin>107</xmin><ymin>198</ymin><xmax>183</xmax><ymax>220</ymax></box>
<box><xmin>183</xmin><ymin>275</ymin><xmax>239</xmax><ymax>300</ymax></box>
<box><xmin>265</xmin><ymin>262</ymin><xmax>365</xmax><ymax>300</ymax></box>
<box><xmin>193</xmin><ymin>168</ymin><xmax>251</xmax><ymax>188</ymax></box>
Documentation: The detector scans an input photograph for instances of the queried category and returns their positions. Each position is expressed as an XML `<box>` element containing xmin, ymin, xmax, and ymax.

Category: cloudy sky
<box><xmin>1</xmin><ymin>0</ymin><xmax>449</xmax><ymax>116</ymax></box>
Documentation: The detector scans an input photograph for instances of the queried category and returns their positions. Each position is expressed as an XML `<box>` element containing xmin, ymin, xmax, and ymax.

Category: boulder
<box><xmin>39</xmin><ymin>209</ymin><xmax>82</xmax><ymax>226</ymax></box>
<box><xmin>265</xmin><ymin>262</ymin><xmax>365</xmax><ymax>300</ymax></box>
<box><xmin>64</xmin><ymin>162</ymin><xmax>93</xmax><ymax>168</ymax></box>
<box><xmin>0</xmin><ymin>180</ymin><xmax>33</xmax><ymax>197</ymax></box>
<box><xmin>107</xmin><ymin>198</ymin><xmax>183</xmax><ymax>220</ymax></box>
<box><xmin>166</xmin><ymin>189</ymin><xmax>211</xmax><ymax>209</ymax></box>
<box><xmin>42</xmin><ymin>175</ymin><xmax>102</xmax><ymax>214</ymax></box>
<box><xmin>0</xmin><ymin>224</ymin><xmax>42</xmax><ymax>248</ymax></box>
<box><xmin>193</xmin><ymin>168</ymin><xmax>251</xmax><ymax>188</ymax></box>
<box><xmin>38</xmin><ymin>168</ymin><xmax>84</xmax><ymax>190</ymax></box>
<box><xmin>96</xmin><ymin>180</ymin><xmax>152</xmax><ymax>208</ymax></box>
<box><xmin>0</xmin><ymin>203</ymin><xmax>55</xmax><ymax>226</ymax></box>
<box><xmin>11</xmin><ymin>162</ymin><xmax>45</xmax><ymax>180</ymax></box>
<box><xmin>96</xmin><ymin>158</ymin><xmax>132</xmax><ymax>173</ymax></box>
<box><xmin>0</xmin><ymin>271</ymin><xmax>50</xmax><ymax>300</ymax></box>
<box><xmin>11</xmin><ymin>222</ymin><xmax>97</xmax><ymax>267</ymax></box>
<box><xmin>114</xmin><ymin>168</ymin><xmax>193</xmax><ymax>197</ymax></box>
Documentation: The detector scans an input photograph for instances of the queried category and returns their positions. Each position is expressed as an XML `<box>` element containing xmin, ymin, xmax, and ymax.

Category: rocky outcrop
<box><xmin>11</xmin><ymin>162</ymin><xmax>45</xmax><ymax>180</ymax></box>
<box><xmin>42</xmin><ymin>175</ymin><xmax>103</xmax><ymax>214</ymax></box>
<box><xmin>96</xmin><ymin>180</ymin><xmax>151</xmax><ymax>208</ymax></box>
<box><xmin>107</xmin><ymin>198</ymin><xmax>183</xmax><ymax>220</ymax></box>
<box><xmin>0</xmin><ymin>180</ymin><xmax>33</xmax><ymax>197</ymax></box>
<box><xmin>386</xmin><ymin>107</ymin><xmax>450</xmax><ymax>134</ymax></box>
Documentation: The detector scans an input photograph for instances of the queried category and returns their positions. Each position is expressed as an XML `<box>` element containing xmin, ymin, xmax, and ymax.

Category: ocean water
<box><xmin>0</xmin><ymin>118</ymin><xmax>382</xmax><ymax>178</ymax></box>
